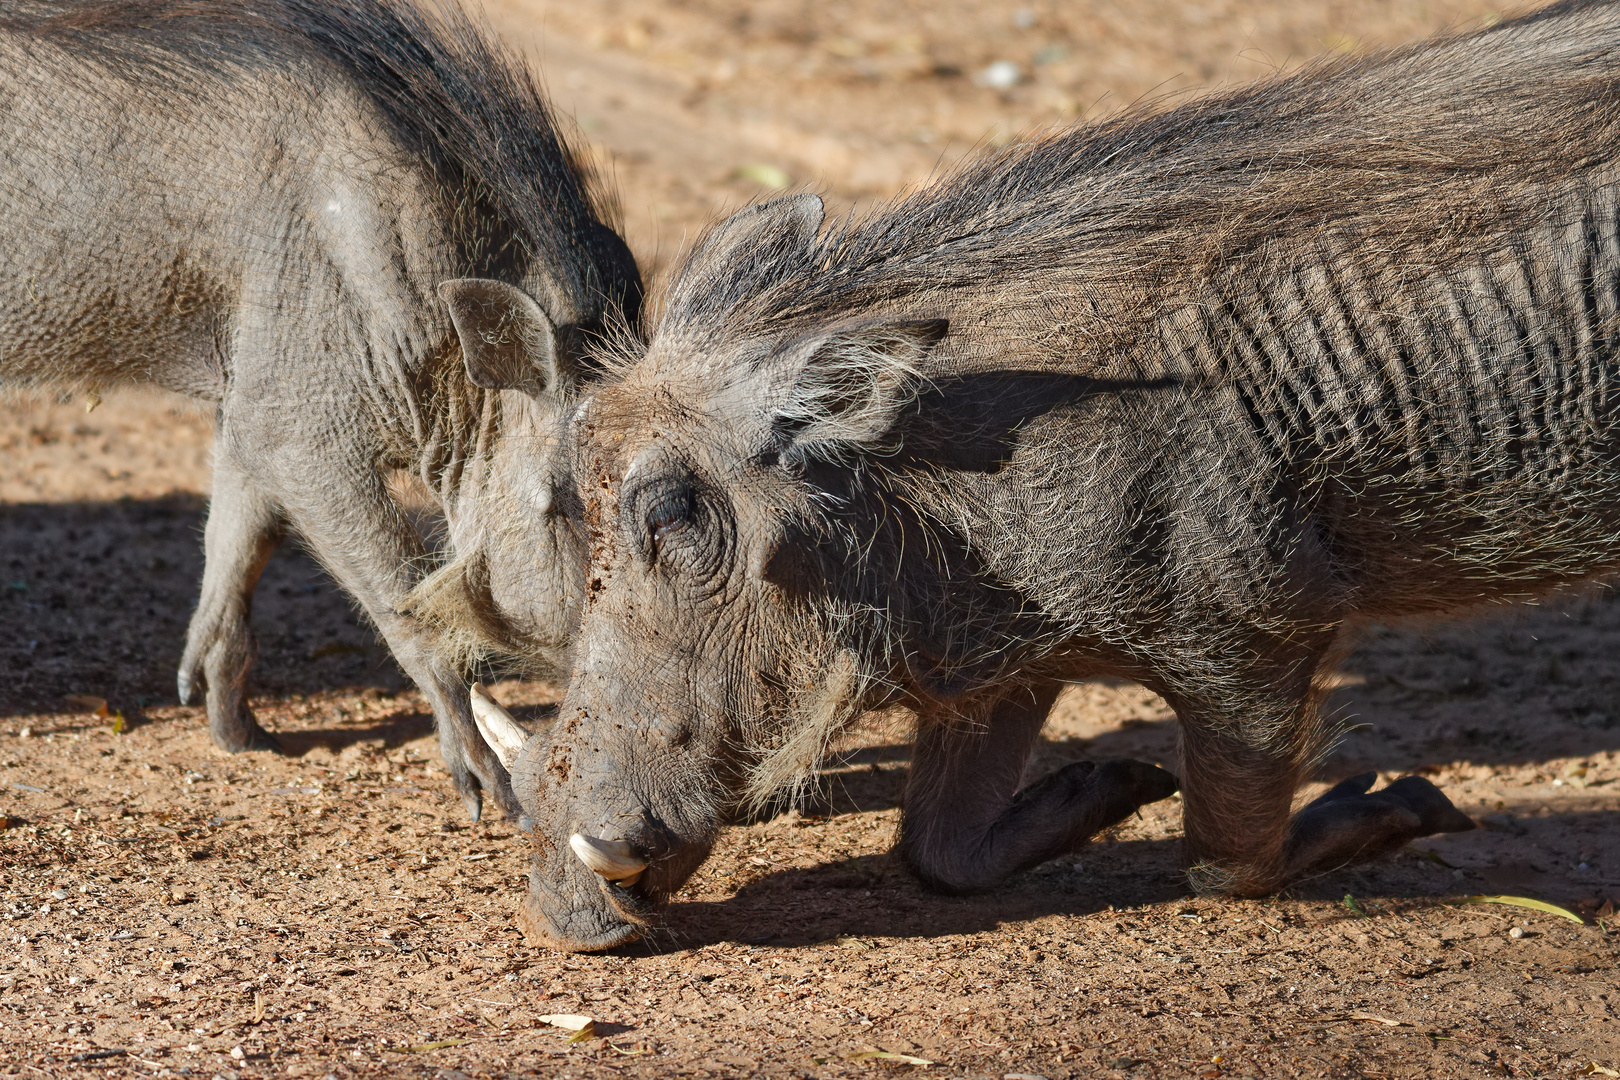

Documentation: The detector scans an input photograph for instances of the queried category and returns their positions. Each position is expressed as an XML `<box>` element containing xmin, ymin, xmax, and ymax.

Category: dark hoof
<box><xmin>1303</xmin><ymin>771</ymin><xmax>1378</xmax><ymax>806</ymax></box>
<box><xmin>218</xmin><ymin>723</ymin><xmax>281</xmax><ymax>754</ymax></box>
<box><xmin>448</xmin><ymin>764</ymin><xmax>519</xmax><ymax>825</ymax></box>
<box><xmin>1286</xmin><ymin>773</ymin><xmax>1474</xmax><ymax>879</ymax></box>
<box><xmin>1055</xmin><ymin>757</ymin><xmax>1179</xmax><ymax>840</ymax></box>
<box><xmin>1099</xmin><ymin>757</ymin><xmax>1181</xmax><ymax>806</ymax></box>
<box><xmin>1377</xmin><ymin>775</ymin><xmax>1477</xmax><ymax>835</ymax></box>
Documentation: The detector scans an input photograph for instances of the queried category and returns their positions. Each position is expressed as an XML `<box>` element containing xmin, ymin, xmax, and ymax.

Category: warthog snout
<box><xmin>470</xmin><ymin>681</ymin><xmax>720</xmax><ymax>951</ymax></box>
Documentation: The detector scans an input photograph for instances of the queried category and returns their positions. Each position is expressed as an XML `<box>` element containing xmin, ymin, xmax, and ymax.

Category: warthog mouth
<box><xmin>516</xmin><ymin>875</ymin><xmax>656</xmax><ymax>953</ymax></box>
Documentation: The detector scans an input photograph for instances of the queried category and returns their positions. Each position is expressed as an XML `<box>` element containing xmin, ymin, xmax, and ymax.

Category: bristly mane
<box><xmin>656</xmin><ymin>0</ymin><xmax>1620</xmax><ymax>368</ymax></box>
<box><xmin>2</xmin><ymin>0</ymin><xmax>619</xmax><ymax>292</ymax></box>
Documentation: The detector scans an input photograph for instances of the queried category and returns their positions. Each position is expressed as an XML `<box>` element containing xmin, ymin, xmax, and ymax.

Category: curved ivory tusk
<box><xmin>469</xmin><ymin>682</ymin><xmax>528</xmax><ymax>771</ymax></box>
<box><xmin>569</xmin><ymin>833</ymin><xmax>647</xmax><ymax>885</ymax></box>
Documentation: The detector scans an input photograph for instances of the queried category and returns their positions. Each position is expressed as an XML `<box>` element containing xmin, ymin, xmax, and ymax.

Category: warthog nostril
<box><xmin>568</xmin><ymin>833</ymin><xmax>647</xmax><ymax>885</ymax></box>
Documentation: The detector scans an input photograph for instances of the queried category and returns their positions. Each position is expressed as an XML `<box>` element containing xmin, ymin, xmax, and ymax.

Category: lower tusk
<box><xmin>569</xmin><ymin>833</ymin><xmax>647</xmax><ymax>885</ymax></box>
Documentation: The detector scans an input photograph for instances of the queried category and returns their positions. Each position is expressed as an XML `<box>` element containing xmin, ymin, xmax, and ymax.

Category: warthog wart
<box><xmin>484</xmin><ymin>0</ymin><xmax>1620</xmax><ymax>950</ymax></box>
<box><xmin>0</xmin><ymin>0</ymin><xmax>641</xmax><ymax>822</ymax></box>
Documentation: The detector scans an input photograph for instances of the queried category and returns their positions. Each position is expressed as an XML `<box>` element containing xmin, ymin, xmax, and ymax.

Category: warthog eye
<box><xmin>647</xmin><ymin>488</ymin><xmax>693</xmax><ymax>546</ymax></box>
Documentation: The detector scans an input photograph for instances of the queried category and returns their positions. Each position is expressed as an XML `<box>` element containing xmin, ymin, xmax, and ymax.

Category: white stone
<box><xmin>975</xmin><ymin>61</ymin><xmax>1022</xmax><ymax>90</ymax></box>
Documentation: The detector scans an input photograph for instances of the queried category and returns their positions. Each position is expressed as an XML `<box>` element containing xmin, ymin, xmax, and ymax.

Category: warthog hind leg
<box><xmin>1282</xmin><ymin>772</ymin><xmax>1476</xmax><ymax>881</ymax></box>
<box><xmin>899</xmin><ymin>680</ymin><xmax>1180</xmax><ymax>895</ymax></box>
<box><xmin>177</xmin><ymin>459</ymin><xmax>283</xmax><ymax>754</ymax></box>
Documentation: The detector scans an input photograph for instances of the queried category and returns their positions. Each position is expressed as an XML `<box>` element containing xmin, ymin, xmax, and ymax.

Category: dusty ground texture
<box><xmin>4</xmin><ymin>1</ymin><xmax>1620</xmax><ymax>1077</ymax></box>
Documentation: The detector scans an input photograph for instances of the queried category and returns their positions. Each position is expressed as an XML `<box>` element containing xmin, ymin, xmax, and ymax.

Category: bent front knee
<box><xmin>898</xmin><ymin>835</ymin><xmax>1008</xmax><ymax>896</ymax></box>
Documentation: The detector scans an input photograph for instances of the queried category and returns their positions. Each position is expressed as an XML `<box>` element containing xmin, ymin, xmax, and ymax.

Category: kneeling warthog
<box><xmin>479</xmin><ymin>2</ymin><xmax>1620</xmax><ymax>949</ymax></box>
<box><xmin>0</xmin><ymin>0</ymin><xmax>640</xmax><ymax>821</ymax></box>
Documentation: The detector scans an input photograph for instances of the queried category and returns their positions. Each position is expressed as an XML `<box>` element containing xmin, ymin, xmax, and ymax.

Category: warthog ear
<box><xmin>664</xmin><ymin>193</ymin><xmax>824</xmax><ymax>313</ymax></box>
<box><xmin>770</xmin><ymin>318</ymin><xmax>948</xmax><ymax>464</ymax></box>
<box><xmin>439</xmin><ymin>278</ymin><xmax>569</xmax><ymax>396</ymax></box>
<box><xmin>692</xmin><ymin>192</ymin><xmax>823</xmax><ymax>268</ymax></box>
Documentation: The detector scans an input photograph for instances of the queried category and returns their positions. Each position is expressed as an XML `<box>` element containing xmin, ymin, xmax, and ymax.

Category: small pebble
<box><xmin>975</xmin><ymin>60</ymin><xmax>1022</xmax><ymax>90</ymax></box>
<box><xmin>230</xmin><ymin>1045</ymin><xmax>244</xmax><ymax>1060</ymax></box>
<box><xmin>48</xmin><ymin>889</ymin><xmax>66</xmax><ymax>900</ymax></box>
<box><xmin>1509</xmin><ymin>926</ymin><xmax>1526</xmax><ymax>939</ymax></box>
<box><xmin>17</xmin><ymin>727</ymin><xmax>30</xmax><ymax>739</ymax></box>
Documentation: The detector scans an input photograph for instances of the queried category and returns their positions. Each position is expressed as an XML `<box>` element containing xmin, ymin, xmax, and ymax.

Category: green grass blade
<box><xmin>1463</xmin><ymin>895</ymin><xmax>1585</xmax><ymax>924</ymax></box>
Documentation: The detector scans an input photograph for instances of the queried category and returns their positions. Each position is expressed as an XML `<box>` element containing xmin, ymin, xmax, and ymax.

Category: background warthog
<box><xmin>479</xmin><ymin>0</ymin><xmax>1620</xmax><ymax>951</ymax></box>
<box><xmin>0</xmin><ymin>0</ymin><xmax>640</xmax><ymax>821</ymax></box>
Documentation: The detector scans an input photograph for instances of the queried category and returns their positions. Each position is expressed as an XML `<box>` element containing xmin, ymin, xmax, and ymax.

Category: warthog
<box><xmin>480</xmin><ymin>0</ymin><xmax>1620</xmax><ymax>949</ymax></box>
<box><xmin>0</xmin><ymin>0</ymin><xmax>640</xmax><ymax>821</ymax></box>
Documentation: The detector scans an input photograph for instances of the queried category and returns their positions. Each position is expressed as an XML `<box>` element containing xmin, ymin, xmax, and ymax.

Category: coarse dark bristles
<box><xmin>659</xmin><ymin>0</ymin><xmax>1620</xmax><ymax>372</ymax></box>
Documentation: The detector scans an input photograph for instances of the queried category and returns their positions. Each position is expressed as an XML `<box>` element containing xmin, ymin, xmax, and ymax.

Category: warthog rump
<box><xmin>491</xmin><ymin>2</ymin><xmax>1620</xmax><ymax>949</ymax></box>
<box><xmin>0</xmin><ymin>1</ymin><xmax>642</xmax><ymax>822</ymax></box>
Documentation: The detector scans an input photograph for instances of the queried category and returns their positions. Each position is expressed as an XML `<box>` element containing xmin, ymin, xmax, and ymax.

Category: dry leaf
<box><xmin>831</xmin><ymin>935</ymin><xmax>872</xmax><ymax>950</ymax></box>
<box><xmin>849</xmin><ymin>1050</ymin><xmax>934</xmax><ymax>1067</ymax></box>
<box><xmin>1584</xmin><ymin>1065</ymin><xmax>1620</xmax><ymax>1078</ymax></box>
<box><xmin>566</xmin><ymin>1024</ymin><xmax>597</xmax><ymax>1044</ymax></box>
<box><xmin>537</xmin><ymin>1013</ymin><xmax>594</xmax><ymax>1031</ymax></box>
<box><xmin>608</xmin><ymin>1042</ymin><xmax>649</xmax><ymax>1056</ymax></box>
<box><xmin>1345</xmin><ymin>1012</ymin><xmax>1405</xmax><ymax>1026</ymax></box>
<box><xmin>1464</xmin><ymin>895</ymin><xmax>1586</xmax><ymax>924</ymax></box>
<box><xmin>110</xmin><ymin>711</ymin><xmax>125</xmax><ymax>735</ymax></box>
<box><xmin>733</xmin><ymin>163</ymin><xmax>792</xmax><ymax>190</ymax></box>
<box><xmin>251</xmin><ymin>992</ymin><xmax>265</xmax><ymax>1025</ymax></box>
<box><xmin>63</xmin><ymin>694</ymin><xmax>108</xmax><ymax>717</ymax></box>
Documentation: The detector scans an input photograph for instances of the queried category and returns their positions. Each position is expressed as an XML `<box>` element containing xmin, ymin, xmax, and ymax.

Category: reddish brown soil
<box><xmin>3</xmin><ymin>2</ymin><xmax>1618</xmax><ymax>1078</ymax></box>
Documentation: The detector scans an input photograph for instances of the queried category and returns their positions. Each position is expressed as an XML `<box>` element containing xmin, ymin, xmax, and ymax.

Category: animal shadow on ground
<box><xmin>629</xmin><ymin>837</ymin><xmax>1192</xmax><ymax>956</ymax></box>
<box><xmin>1</xmin><ymin>496</ymin><xmax>415</xmax><ymax>722</ymax></box>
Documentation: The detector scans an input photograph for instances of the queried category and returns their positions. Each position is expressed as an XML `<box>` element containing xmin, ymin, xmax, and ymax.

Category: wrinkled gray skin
<box><xmin>0</xmin><ymin>0</ymin><xmax>640</xmax><ymax>823</ymax></box>
<box><xmin>492</xmin><ymin>0</ymin><xmax>1620</xmax><ymax>951</ymax></box>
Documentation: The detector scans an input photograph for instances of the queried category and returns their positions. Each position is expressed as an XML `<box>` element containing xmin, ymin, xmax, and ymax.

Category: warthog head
<box><xmin>477</xmin><ymin>194</ymin><xmax>957</xmax><ymax>950</ymax></box>
<box><xmin>407</xmin><ymin>241</ymin><xmax>641</xmax><ymax>683</ymax></box>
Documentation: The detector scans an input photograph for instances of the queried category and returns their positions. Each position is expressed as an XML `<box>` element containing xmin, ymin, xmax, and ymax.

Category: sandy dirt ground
<box><xmin>4</xmin><ymin>1</ymin><xmax>1620</xmax><ymax>1077</ymax></box>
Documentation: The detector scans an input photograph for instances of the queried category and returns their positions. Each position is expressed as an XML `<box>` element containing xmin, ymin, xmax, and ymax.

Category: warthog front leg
<box><xmin>177</xmin><ymin>456</ymin><xmax>283</xmax><ymax>753</ymax></box>
<box><xmin>253</xmin><ymin>444</ymin><xmax>518</xmax><ymax>824</ymax></box>
<box><xmin>898</xmin><ymin>680</ymin><xmax>1180</xmax><ymax>895</ymax></box>
<box><xmin>1174</xmin><ymin>666</ymin><xmax>1474</xmax><ymax>896</ymax></box>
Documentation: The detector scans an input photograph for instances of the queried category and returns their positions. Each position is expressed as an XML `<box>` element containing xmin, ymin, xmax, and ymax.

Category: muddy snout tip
<box><xmin>569</xmin><ymin>833</ymin><xmax>648</xmax><ymax>886</ymax></box>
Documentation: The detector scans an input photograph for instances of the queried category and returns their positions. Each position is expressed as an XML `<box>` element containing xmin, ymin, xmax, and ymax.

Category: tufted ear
<box><xmin>663</xmin><ymin>193</ymin><xmax>825</xmax><ymax>317</ymax></box>
<box><xmin>769</xmin><ymin>317</ymin><xmax>948</xmax><ymax>464</ymax></box>
<box><xmin>692</xmin><ymin>192</ymin><xmax>823</xmax><ymax>270</ymax></box>
<box><xmin>439</xmin><ymin>278</ymin><xmax>571</xmax><ymax>396</ymax></box>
